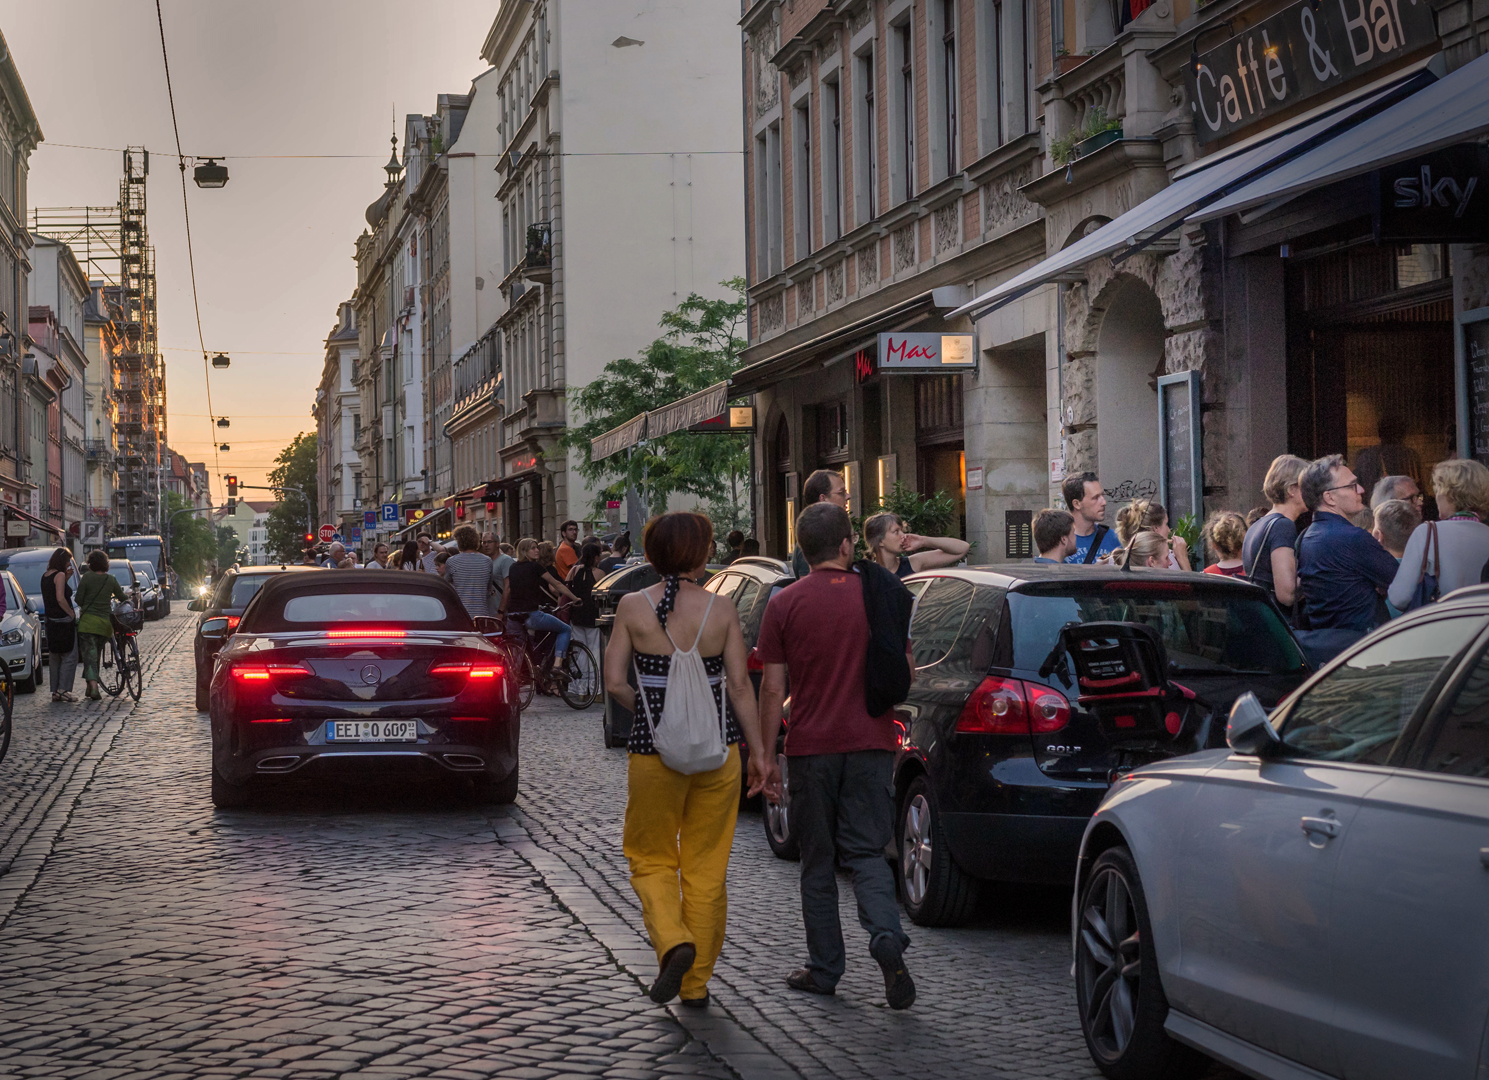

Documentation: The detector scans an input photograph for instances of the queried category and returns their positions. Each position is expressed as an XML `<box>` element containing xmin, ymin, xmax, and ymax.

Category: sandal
<box><xmin>50</xmin><ymin>692</ymin><xmax>62</xmax><ymax>703</ymax></box>
<box><xmin>59</xmin><ymin>692</ymin><xmax>78</xmax><ymax>703</ymax></box>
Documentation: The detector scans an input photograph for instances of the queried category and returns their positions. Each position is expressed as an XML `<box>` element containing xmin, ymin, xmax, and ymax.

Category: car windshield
<box><xmin>1009</xmin><ymin>582</ymin><xmax>1305</xmax><ymax>677</ymax></box>
<box><xmin>227</xmin><ymin>575</ymin><xmax>274</xmax><ymax>608</ymax></box>
<box><xmin>132</xmin><ymin>562</ymin><xmax>156</xmax><ymax>582</ymax></box>
<box><xmin>108</xmin><ymin>563</ymin><xmax>134</xmax><ymax>588</ymax></box>
<box><xmin>6</xmin><ymin>560</ymin><xmax>49</xmax><ymax>597</ymax></box>
<box><xmin>244</xmin><ymin>586</ymin><xmax>468</xmax><ymax>632</ymax></box>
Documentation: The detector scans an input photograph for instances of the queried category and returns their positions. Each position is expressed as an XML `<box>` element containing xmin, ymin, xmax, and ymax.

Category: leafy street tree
<box><xmin>164</xmin><ymin>492</ymin><xmax>217</xmax><ymax>588</ymax></box>
<box><xmin>217</xmin><ymin>525</ymin><xmax>243</xmax><ymax>569</ymax></box>
<box><xmin>266</xmin><ymin>432</ymin><xmax>317</xmax><ymax>563</ymax></box>
<box><xmin>562</xmin><ymin>280</ymin><xmax>750</xmax><ymax>528</ymax></box>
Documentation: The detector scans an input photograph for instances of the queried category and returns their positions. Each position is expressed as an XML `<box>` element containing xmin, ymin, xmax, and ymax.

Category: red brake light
<box><xmin>469</xmin><ymin>666</ymin><xmax>502</xmax><ymax>678</ymax></box>
<box><xmin>430</xmin><ymin>662</ymin><xmax>504</xmax><ymax>680</ymax></box>
<box><xmin>957</xmin><ymin>677</ymin><xmax>1069</xmax><ymax>734</ymax></box>
<box><xmin>231</xmin><ymin>663</ymin><xmax>310</xmax><ymax>681</ymax></box>
<box><xmin>249</xmin><ymin>717</ymin><xmax>295</xmax><ymax>724</ymax></box>
<box><xmin>226</xmin><ymin>615</ymin><xmax>240</xmax><ymax>629</ymax></box>
<box><xmin>1102</xmin><ymin>581</ymin><xmax>1193</xmax><ymax>595</ymax></box>
<box><xmin>326</xmin><ymin>628</ymin><xmax>407</xmax><ymax>638</ymax></box>
<box><xmin>231</xmin><ymin>666</ymin><xmax>272</xmax><ymax>681</ymax></box>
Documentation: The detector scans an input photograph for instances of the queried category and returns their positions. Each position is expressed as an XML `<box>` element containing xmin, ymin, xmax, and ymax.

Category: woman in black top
<box><xmin>862</xmin><ymin>512</ymin><xmax>970</xmax><ymax>579</ymax></box>
<box><xmin>41</xmin><ymin>547</ymin><xmax>79</xmax><ymax>703</ymax></box>
<box><xmin>501</xmin><ymin>537</ymin><xmax>580</xmax><ymax>666</ymax></box>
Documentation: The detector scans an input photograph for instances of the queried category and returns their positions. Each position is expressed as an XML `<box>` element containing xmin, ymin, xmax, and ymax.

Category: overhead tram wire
<box><xmin>154</xmin><ymin>0</ymin><xmax>222</xmax><ymax>496</ymax></box>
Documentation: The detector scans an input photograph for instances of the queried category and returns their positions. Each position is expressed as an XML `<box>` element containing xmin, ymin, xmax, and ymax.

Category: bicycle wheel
<box><xmin>513</xmin><ymin>647</ymin><xmax>535</xmax><ymax>710</ymax></box>
<box><xmin>123</xmin><ymin>636</ymin><xmax>142</xmax><ymax>701</ymax></box>
<box><xmin>559</xmin><ymin>641</ymin><xmax>600</xmax><ymax>710</ymax></box>
<box><xmin>100</xmin><ymin>635</ymin><xmax>126</xmax><ymax>698</ymax></box>
<box><xmin>0</xmin><ymin>663</ymin><xmax>12</xmax><ymax>764</ymax></box>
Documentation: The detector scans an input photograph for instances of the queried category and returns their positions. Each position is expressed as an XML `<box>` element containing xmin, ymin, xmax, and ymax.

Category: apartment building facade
<box><xmin>0</xmin><ymin>32</ymin><xmax>41</xmax><ymax>527</ymax></box>
<box><xmin>313</xmin><ymin>300</ymin><xmax>361</xmax><ymax>536</ymax></box>
<box><xmin>80</xmin><ymin>283</ymin><xmax>120</xmax><ymax>546</ymax></box>
<box><xmin>29</xmin><ymin>237</ymin><xmax>89</xmax><ymax>536</ymax></box>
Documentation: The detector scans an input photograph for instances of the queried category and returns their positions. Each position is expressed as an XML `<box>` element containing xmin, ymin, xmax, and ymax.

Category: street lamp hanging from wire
<box><xmin>193</xmin><ymin>157</ymin><xmax>228</xmax><ymax>188</ymax></box>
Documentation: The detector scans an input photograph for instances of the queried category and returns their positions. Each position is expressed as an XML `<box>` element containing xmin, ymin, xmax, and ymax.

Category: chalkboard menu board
<box><xmin>1465</xmin><ymin>314</ymin><xmax>1489</xmax><ymax>465</ymax></box>
<box><xmin>1157</xmin><ymin>371</ymin><xmax>1202</xmax><ymax>522</ymax></box>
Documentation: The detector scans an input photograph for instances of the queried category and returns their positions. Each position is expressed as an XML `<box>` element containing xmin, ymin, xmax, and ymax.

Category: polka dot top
<box><xmin>628</xmin><ymin>651</ymin><xmax>742</xmax><ymax>755</ymax></box>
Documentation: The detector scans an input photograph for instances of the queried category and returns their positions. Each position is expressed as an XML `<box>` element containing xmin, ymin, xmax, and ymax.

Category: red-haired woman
<box><xmin>604</xmin><ymin>511</ymin><xmax>770</xmax><ymax>1009</ymax></box>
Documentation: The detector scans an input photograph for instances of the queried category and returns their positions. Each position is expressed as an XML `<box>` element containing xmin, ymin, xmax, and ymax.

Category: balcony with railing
<box><xmin>523</xmin><ymin>221</ymin><xmax>552</xmax><ymax>283</ymax></box>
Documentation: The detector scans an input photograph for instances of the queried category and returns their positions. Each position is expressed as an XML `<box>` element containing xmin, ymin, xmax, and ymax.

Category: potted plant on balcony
<box><xmin>1054</xmin><ymin>47</ymin><xmax>1092</xmax><ymax>74</ymax></box>
<box><xmin>1051</xmin><ymin>107</ymin><xmax>1124</xmax><ymax>167</ymax></box>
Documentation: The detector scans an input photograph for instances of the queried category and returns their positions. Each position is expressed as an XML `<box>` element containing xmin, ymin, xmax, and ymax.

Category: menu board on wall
<box><xmin>1158</xmin><ymin>371</ymin><xmax>1203</xmax><ymax>523</ymax></box>
<box><xmin>1464</xmin><ymin>313</ymin><xmax>1489</xmax><ymax>464</ymax></box>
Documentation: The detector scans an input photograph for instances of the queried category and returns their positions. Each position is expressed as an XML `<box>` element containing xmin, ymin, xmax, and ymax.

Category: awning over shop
<box><xmin>590</xmin><ymin>413</ymin><xmax>648</xmax><ymax>462</ymax></box>
<box><xmin>390</xmin><ymin>505</ymin><xmax>452</xmax><ymax>539</ymax></box>
<box><xmin>948</xmin><ymin>72</ymin><xmax>1434</xmax><ymax>322</ymax></box>
<box><xmin>1189</xmin><ymin>52</ymin><xmax>1489</xmax><ymax>225</ymax></box>
<box><xmin>646</xmin><ymin>382</ymin><xmax>729</xmax><ymax>439</ymax></box>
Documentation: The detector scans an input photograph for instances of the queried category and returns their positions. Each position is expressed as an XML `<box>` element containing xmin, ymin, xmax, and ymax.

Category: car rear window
<box><xmin>108</xmin><ymin>564</ymin><xmax>134</xmax><ymax>588</ymax></box>
<box><xmin>1009</xmin><ymin>582</ymin><xmax>1305</xmax><ymax>677</ymax></box>
<box><xmin>228</xmin><ymin>575</ymin><xmax>273</xmax><ymax>608</ymax></box>
<box><xmin>242</xmin><ymin>586</ymin><xmax>469</xmax><ymax>632</ymax></box>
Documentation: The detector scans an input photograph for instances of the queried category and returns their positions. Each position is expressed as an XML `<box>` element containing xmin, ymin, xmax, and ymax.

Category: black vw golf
<box><xmin>208</xmin><ymin>571</ymin><xmax>520</xmax><ymax>808</ymax></box>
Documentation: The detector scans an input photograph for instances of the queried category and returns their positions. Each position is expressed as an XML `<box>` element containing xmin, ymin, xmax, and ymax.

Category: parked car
<box><xmin>132</xmin><ymin>560</ymin><xmax>162</xmax><ymax>619</ymax></box>
<box><xmin>0</xmin><ymin>570</ymin><xmax>42</xmax><ymax>693</ymax></box>
<box><xmin>208</xmin><ymin>570</ymin><xmax>520</xmax><ymax>808</ymax></box>
<box><xmin>190</xmin><ymin>564</ymin><xmax>324</xmax><ymax>711</ymax></box>
<box><xmin>106</xmin><ymin>535</ymin><xmax>171</xmax><ymax>611</ymax></box>
<box><xmin>760</xmin><ymin>565</ymin><xmax>1311</xmax><ymax>926</ymax></box>
<box><xmin>0</xmin><ymin>546</ymin><xmax>74</xmax><ymax>671</ymax></box>
<box><xmin>1073</xmin><ymin>590</ymin><xmax>1489</xmax><ymax>1080</ymax></box>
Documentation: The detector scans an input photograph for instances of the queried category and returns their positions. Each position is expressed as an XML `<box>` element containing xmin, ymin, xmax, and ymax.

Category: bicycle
<box><xmin>100</xmin><ymin>608</ymin><xmax>143</xmax><ymax>702</ymax></box>
<box><xmin>501</xmin><ymin>606</ymin><xmax>600</xmax><ymax>711</ymax></box>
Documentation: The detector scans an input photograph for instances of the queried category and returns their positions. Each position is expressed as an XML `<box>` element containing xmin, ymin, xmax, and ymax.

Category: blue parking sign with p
<box><xmin>380</xmin><ymin>502</ymin><xmax>398</xmax><ymax>523</ymax></box>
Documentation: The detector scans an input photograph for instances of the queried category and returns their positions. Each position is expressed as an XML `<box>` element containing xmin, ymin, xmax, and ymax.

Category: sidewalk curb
<box><xmin>0</xmin><ymin>616</ymin><xmax>192</xmax><ymax>931</ymax></box>
<box><xmin>499</xmin><ymin>809</ymin><xmax>804</xmax><ymax>1080</ymax></box>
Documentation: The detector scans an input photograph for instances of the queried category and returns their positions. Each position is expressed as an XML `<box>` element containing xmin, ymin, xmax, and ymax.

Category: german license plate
<box><xmin>325</xmin><ymin>720</ymin><xmax>418</xmax><ymax>742</ymax></box>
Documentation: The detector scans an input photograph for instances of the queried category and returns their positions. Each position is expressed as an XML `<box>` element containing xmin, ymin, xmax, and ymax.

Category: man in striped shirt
<box><xmin>443</xmin><ymin>525</ymin><xmax>495</xmax><ymax>618</ymax></box>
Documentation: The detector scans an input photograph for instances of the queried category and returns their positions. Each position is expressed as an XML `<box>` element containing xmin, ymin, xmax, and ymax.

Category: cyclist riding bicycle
<box><xmin>499</xmin><ymin>537</ymin><xmax>579</xmax><ymax>682</ymax></box>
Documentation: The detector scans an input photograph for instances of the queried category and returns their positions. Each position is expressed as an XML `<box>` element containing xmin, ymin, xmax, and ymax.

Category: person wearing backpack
<box><xmin>603</xmin><ymin>511</ymin><xmax>770</xmax><ymax>1009</ymax></box>
<box><xmin>757</xmin><ymin>501</ymin><xmax>917</xmax><ymax>1010</ymax></box>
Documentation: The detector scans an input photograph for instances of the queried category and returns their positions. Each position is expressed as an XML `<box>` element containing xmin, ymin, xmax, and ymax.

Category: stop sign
<box><xmin>318</xmin><ymin>524</ymin><xmax>336</xmax><ymax>543</ymax></box>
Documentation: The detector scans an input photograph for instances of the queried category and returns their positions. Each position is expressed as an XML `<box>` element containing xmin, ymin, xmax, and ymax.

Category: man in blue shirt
<box><xmin>1060</xmin><ymin>472</ymin><xmax>1122</xmax><ymax>564</ymax></box>
<box><xmin>1297</xmin><ymin>455</ymin><xmax>1401</xmax><ymax>632</ymax></box>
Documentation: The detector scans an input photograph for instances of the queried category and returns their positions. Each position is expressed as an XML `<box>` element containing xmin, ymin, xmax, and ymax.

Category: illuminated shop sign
<box><xmin>1183</xmin><ymin>0</ymin><xmax>1435</xmax><ymax>144</ymax></box>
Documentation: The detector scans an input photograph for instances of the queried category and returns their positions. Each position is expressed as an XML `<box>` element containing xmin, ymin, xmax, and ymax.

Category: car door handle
<box><xmin>1301</xmin><ymin>816</ymin><xmax>1341</xmax><ymax>839</ymax></box>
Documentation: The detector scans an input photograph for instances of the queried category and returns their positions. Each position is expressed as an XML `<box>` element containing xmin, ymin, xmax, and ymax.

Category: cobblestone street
<box><xmin>0</xmin><ymin>613</ymin><xmax>1238</xmax><ymax>1079</ymax></box>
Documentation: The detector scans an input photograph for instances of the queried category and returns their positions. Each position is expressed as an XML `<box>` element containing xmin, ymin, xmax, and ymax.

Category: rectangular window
<box><xmin>823</xmin><ymin>78</ymin><xmax>843</xmax><ymax>243</ymax></box>
<box><xmin>855</xmin><ymin>49</ymin><xmax>878</xmax><ymax>224</ymax></box>
<box><xmin>893</xmin><ymin>22</ymin><xmax>915</xmax><ymax>204</ymax></box>
<box><xmin>942</xmin><ymin>0</ymin><xmax>959</xmax><ymax>176</ymax></box>
<box><xmin>792</xmin><ymin>97</ymin><xmax>812</xmax><ymax>261</ymax></box>
<box><xmin>766</xmin><ymin>124</ymin><xmax>784</xmax><ymax>274</ymax></box>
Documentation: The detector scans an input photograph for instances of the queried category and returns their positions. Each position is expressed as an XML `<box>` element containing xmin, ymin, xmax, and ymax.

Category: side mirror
<box><xmin>473</xmin><ymin>615</ymin><xmax>501</xmax><ymax>636</ymax></box>
<box><xmin>1227</xmin><ymin>692</ymin><xmax>1283</xmax><ymax>757</ymax></box>
<box><xmin>187</xmin><ymin>598</ymin><xmax>205</xmax><ymax>612</ymax></box>
<box><xmin>24</xmin><ymin>597</ymin><xmax>40</xmax><ymax>615</ymax></box>
<box><xmin>200</xmin><ymin>616</ymin><xmax>233</xmax><ymax>640</ymax></box>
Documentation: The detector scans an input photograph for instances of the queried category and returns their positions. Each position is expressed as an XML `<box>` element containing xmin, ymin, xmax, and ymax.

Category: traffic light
<box><xmin>304</xmin><ymin>532</ymin><xmax>315</xmax><ymax>548</ymax></box>
<box><xmin>226</xmin><ymin>498</ymin><xmax>236</xmax><ymax>512</ymax></box>
<box><xmin>225</xmin><ymin>474</ymin><xmax>237</xmax><ymax>498</ymax></box>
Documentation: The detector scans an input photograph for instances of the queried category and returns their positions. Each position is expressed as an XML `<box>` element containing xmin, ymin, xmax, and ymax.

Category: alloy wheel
<box><xmin>765</xmin><ymin>753</ymin><xmax>790</xmax><ymax>844</ymax></box>
<box><xmin>1078</xmin><ymin>865</ymin><xmax>1143</xmax><ymax>1060</ymax></box>
<box><xmin>901</xmin><ymin>793</ymin><xmax>933</xmax><ymax>907</ymax></box>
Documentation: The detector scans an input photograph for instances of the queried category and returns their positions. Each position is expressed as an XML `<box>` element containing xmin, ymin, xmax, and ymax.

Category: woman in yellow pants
<box><xmin>604</xmin><ymin>512</ymin><xmax>772</xmax><ymax>1008</ymax></box>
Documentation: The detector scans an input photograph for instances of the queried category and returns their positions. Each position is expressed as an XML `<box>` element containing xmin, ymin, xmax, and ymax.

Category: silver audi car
<box><xmin>1072</xmin><ymin>590</ymin><xmax>1489</xmax><ymax>1080</ymax></box>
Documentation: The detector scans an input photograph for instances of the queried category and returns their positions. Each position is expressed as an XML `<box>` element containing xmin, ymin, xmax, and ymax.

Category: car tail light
<box><xmin>231</xmin><ymin>665</ymin><xmax>273</xmax><ymax>682</ymax></box>
<box><xmin>249</xmin><ymin>717</ymin><xmax>295</xmax><ymax>724</ymax></box>
<box><xmin>231</xmin><ymin>662</ymin><xmax>311</xmax><ymax>682</ymax></box>
<box><xmin>957</xmin><ymin>677</ymin><xmax>1070</xmax><ymax>734</ymax></box>
<box><xmin>226</xmin><ymin>615</ymin><xmax>240</xmax><ymax>630</ymax></box>
<box><xmin>747</xmin><ymin>647</ymin><xmax>764</xmax><ymax>673</ymax></box>
<box><xmin>326</xmin><ymin>628</ymin><xmax>407</xmax><ymax>638</ymax></box>
<box><xmin>429</xmin><ymin>662</ymin><xmax>505</xmax><ymax>680</ymax></box>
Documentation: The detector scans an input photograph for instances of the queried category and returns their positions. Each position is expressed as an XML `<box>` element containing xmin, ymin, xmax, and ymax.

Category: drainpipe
<box><xmin>1056</xmin><ymin>282</ymin><xmax>1067</xmax><ymax>501</ymax></box>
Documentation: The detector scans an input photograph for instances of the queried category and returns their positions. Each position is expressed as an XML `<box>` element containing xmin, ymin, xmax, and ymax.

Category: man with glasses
<box><xmin>1371</xmin><ymin>474</ymin><xmax>1423</xmax><ymax>513</ymax></box>
<box><xmin>1297</xmin><ymin>455</ymin><xmax>1401</xmax><ymax>651</ymax></box>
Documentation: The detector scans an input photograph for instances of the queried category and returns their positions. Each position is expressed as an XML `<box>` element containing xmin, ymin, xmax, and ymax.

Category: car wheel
<box><xmin>15</xmin><ymin>646</ymin><xmax>37</xmax><ymax>694</ymax></box>
<box><xmin>475</xmin><ymin>765</ymin><xmax>520</xmax><ymax>805</ymax></box>
<box><xmin>210</xmin><ymin>767</ymin><xmax>252</xmax><ymax>809</ymax></box>
<box><xmin>763</xmin><ymin>752</ymin><xmax>799</xmax><ymax>861</ymax></box>
<box><xmin>898</xmin><ymin>776</ymin><xmax>978</xmax><ymax>927</ymax></box>
<box><xmin>1075</xmin><ymin>845</ymin><xmax>1208</xmax><ymax>1080</ymax></box>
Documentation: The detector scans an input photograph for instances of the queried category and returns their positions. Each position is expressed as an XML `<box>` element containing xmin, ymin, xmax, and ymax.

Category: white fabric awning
<box><xmin>949</xmin><ymin>76</ymin><xmax>1430</xmax><ymax>321</ymax></box>
<box><xmin>1189</xmin><ymin>52</ymin><xmax>1489</xmax><ymax>224</ymax></box>
<box><xmin>647</xmin><ymin>382</ymin><xmax>729</xmax><ymax>439</ymax></box>
<box><xmin>590</xmin><ymin>413</ymin><xmax>647</xmax><ymax>462</ymax></box>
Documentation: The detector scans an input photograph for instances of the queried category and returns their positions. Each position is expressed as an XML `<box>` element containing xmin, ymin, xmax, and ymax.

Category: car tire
<box><xmin>15</xmin><ymin>646</ymin><xmax>37</xmax><ymax>694</ymax></box>
<box><xmin>763</xmin><ymin>752</ymin><xmax>799</xmax><ymax>861</ymax></box>
<box><xmin>476</xmin><ymin>765</ymin><xmax>520</xmax><ymax>805</ymax></box>
<box><xmin>898</xmin><ymin>776</ymin><xmax>978</xmax><ymax>927</ymax></box>
<box><xmin>1075</xmin><ymin>845</ymin><xmax>1208</xmax><ymax>1080</ymax></box>
<box><xmin>211</xmin><ymin>767</ymin><xmax>252</xmax><ymax>809</ymax></box>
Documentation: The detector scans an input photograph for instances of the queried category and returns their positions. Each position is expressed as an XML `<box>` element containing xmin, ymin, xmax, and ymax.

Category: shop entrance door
<box><xmin>915</xmin><ymin>375</ymin><xmax>966</xmax><ymax>537</ymax></box>
<box><xmin>1286</xmin><ymin>244</ymin><xmax>1454</xmax><ymax>504</ymax></box>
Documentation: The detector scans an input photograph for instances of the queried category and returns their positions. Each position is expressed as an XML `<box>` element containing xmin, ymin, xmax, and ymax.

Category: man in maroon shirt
<box><xmin>757</xmin><ymin>502</ymin><xmax>915</xmax><ymax>1009</ymax></box>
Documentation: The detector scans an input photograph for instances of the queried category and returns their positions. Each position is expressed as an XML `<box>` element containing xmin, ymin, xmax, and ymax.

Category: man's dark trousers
<box><xmin>791</xmin><ymin>750</ymin><xmax>909</xmax><ymax>987</ymax></box>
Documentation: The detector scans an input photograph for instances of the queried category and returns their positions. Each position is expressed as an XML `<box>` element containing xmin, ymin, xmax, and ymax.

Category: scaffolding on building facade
<box><xmin>31</xmin><ymin>147</ymin><xmax>166</xmax><ymax>534</ymax></box>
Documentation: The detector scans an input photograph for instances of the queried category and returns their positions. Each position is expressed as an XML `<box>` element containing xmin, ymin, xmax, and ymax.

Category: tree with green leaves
<box><xmin>164</xmin><ymin>492</ymin><xmax>217</xmax><ymax>589</ymax></box>
<box><xmin>561</xmin><ymin>280</ymin><xmax>751</xmax><ymax>529</ymax></box>
<box><xmin>217</xmin><ymin>525</ymin><xmax>243</xmax><ymax>569</ymax></box>
<box><xmin>265</xmin><ymin>432</ymin><xmax>317</xmax><ymax>563</ymax></box>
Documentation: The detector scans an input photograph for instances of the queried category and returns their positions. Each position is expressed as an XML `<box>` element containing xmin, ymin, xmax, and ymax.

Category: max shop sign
<box><xmin>1184</xmin><ymin>0</ymin><xmax>1435</xmax><ymax>144</ymax></box>
<box><xmin>1375</xmin><ymin>144</ymin><xmax>1489</xmax><ymax>242</ymax></box>
<box><xmin>857</xmin><ymin>334</ymin><xmax>976</xmax><ymax>381</ymax></box>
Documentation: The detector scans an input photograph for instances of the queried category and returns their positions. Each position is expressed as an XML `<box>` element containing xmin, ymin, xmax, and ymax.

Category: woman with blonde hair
<box><xmin>604</xmin><ymin>511</ymin><xmax>769</xmax><ymax>1008</ymax></box>
<box><xmin>1115</xmin><ymin>498</ymin><xmax>1191</xmax><ymax>571</ymax></box>
<box><xmin>1388</xmin><ymin>458</ymin><xmax>1489</xmax><ymax>609</ymax></box>
<box><xmin>862</xmin><ymin>512</ymin><xmax>969</xmax><ymax>579</ymax></box>
<box><xmin>1120</xmin><ymin>530</ymin><xmax>1171</xmax><ymax>569</ymax></box>
<box><xmin>1242</xmin><ymin>453</ymin><xmax>1310</xmax><ymax>612</ymax></box>
<box><xmin>1202</xmin><ymin>512</ymin><xmax>1247</xmax><ymax>577</ymax></box>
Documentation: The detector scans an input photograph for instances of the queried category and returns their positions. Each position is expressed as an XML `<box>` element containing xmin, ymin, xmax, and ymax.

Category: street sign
<box><xmin>350</xmin><ymin>526</ymin><xmax>362</xmax><ymax>542</ymax></box>
<box><xmin>318</xmin><ymin>524</ymin><xmax>336</xmax><ymax>543</ymax></box>
<box><xmin>364</xmin><ymin>510</ymin><xmax>376</xmax><ymax>528</ymax></box>
<box><xmin>380</xmin><ymin>502</ymin><xmax>398</xmax><ymax>523</ymax></box>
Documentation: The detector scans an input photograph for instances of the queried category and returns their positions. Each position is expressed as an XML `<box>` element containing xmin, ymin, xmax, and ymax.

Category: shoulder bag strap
<box><xmin>1416</xmin><ymin>522</ymin><xmax>1437</xmax><ymax>586</ymax></box>
<box><xmin>1431</xmin><ymin>522</ymin><xmax>1442</xmax><ymax>599</ymax></box>
<box><xmin>688</xmin><ymin>591</ymin><xmax>719</xmax><ymax>653</ymax></box>
<box><xmin>1082</xmin><ymin>524</ymin><xmax>1110</xmax><ymax>564</ymax></box>
<box><xmin>1245</xmin><ymin>517</ymin><xmax>1280</xmax><ymax>579</ymax></box>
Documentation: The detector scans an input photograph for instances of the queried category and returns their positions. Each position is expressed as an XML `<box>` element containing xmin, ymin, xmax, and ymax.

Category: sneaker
<box><xmin>649</xmin><ymin>942</ymin><xmax>696</xmax><ymax>1004</ymax></box>
<box><xmin>869</xmin><ymin>936</ymin><xmax>916</xmax><ymax>1010</ymax></box>
<box><xmin>785</xmin><ymin>969</ymin><xmax>834</xmax><ymax>996</ymax></box>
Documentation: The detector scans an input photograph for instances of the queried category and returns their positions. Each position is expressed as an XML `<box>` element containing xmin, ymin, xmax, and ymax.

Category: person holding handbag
<box><xmin>41</xmin><ymin>547</ymin><xmax>79</xmax><ymax>703</ymax></box>
<box><xmin>1389</xmin><ymin>459</ymin><xmax>1489</xmax><ymax>611</ymax></box>
<box><xmin>603</xmin><ymin>512</ymin><xmax>769</xmax><ymax>1009</ymax></box>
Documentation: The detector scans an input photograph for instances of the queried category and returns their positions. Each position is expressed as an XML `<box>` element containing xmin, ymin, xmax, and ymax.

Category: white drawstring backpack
<box><xmin>634</xmin><ymin>591</ymin><xmax>730</xmax><ymax>774</ymax></box>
